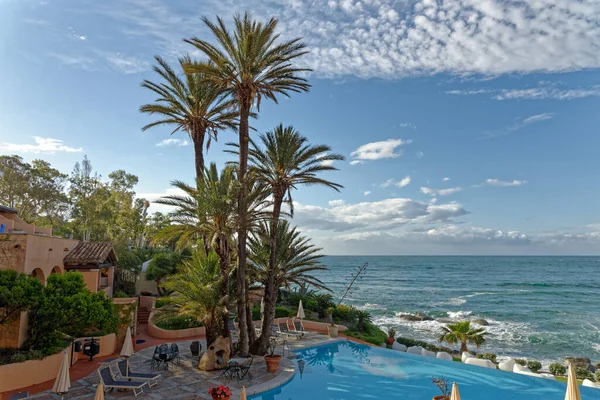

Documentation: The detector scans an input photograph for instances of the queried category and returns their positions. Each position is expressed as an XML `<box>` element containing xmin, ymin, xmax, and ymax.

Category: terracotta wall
<box><xmin>80</xmin><ymin>270</ymin><xmax>99</xmax><ymax>293</ymax></box>
<box><xmin>0</xmin><ymin>315</ymin><xmax>21</xmax><ymax>348</ymax></box>
<box><xmin>139</xmin><ymin>295</ymin><xmax>155</xmax><ymax>311</ymax></box>
<box><xmin>0</xmin><ymin>333</ymin><xmax>116</xmax><ymax>394</ymax></box>
<box><xmin>24</xmin><ymin>235</ymin><xmax>79</xmax><ymax>277</ymax></box>
<box><xmin>273</xmin><ymin>318</ymin><xmax>347</xmax><ymax>333</ymax></box>
<box><xmin>0</xmin><ymin>235</ymin><xmax>27</xmax><ymax>273</ymax></box>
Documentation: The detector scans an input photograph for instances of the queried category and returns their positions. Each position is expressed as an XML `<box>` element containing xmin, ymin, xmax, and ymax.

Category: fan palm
<box><xmin>153</xmin><ymin>163</ymin><xmax>268</xmax><ymax>336</ymax></box>
<box><xmin>159</xmin><ymin>250</ymin><xmax>224</xmax><ymax>346</ymax></box>
<box><xmin>183</xmin><ymin>12</ymin><xmax>311</xmax><ymax>355</ymax></box>
<box><xmin>140</xmin><ymin>55</ymin><xmax>238</xmax><ymax>181</ymax></box>
<box><xmin>439</xmin><ymin>320</ymin><xmax>487</xmax><ymax>353</ymax></box>
<box><xmin>355</xmin><ymin>310</ymin><xmax>372</xmax><ymax>333</ymax></box>
<box><xmin>245</xmin><ymin>124</ymin><xmax>343</xmax><ymax>354</ymax></box>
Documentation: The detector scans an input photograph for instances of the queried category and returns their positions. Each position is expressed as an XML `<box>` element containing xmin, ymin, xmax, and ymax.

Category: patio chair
<box><xmin>117</xmin><ymin>359</ymin><xmax>161</xmax><ymax>387</ymax></box>
<box><xmin>98</xmin><ymin>366</ymin><xmax>147</xmax><ymax>397</ymax></box>
<box><xmin>278</xmin><ymin>321</ymin><xmax>301</xmax><ymax>339</ymax></box>
<box><xmin>293</xmin><ymin>320</ymin><xmax>317</xmax><ymax>337</ymax></box>
<box><xmin>238</xmin><ymin>356</ymin><xmax>254</xmax><ymax>381</ymax></box>
<box><xmin>8</xmin><ymin>392</ymin><xmax>28</xmax><ymax>400</ymax></box>
<box><xmin>170</xmin><ymin>343</ymin><xmax>181</xmax><ymax>366</ymax></box>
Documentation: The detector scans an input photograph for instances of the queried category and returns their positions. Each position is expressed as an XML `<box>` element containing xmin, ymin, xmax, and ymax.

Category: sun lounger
<box><xmin>8</xmin><ymin>392</ymin><xmax>28</xmax><ymax>400</ymax></box>
<box><xmin>292</xmin><ymin>320</ymin><xmax>317</xmax><ymax>337</ymax></box>
<box><xmin>436</xmin><ymin>351</ymin><xmax>453</xmax><ymax>361</ymax></box>
<box><xmin>498</xmin><ymin>359</ymin><xmax>515</xmax><ymax>372</ymax></box>
<box><xmin>279</xmin><ymin>321</ymin><xmax>302</xmax><ymax>339</ymax></box>
<box><xmin>117</xmin><ymin>359</ymin><xmax>161</xmax><ymax>387</ymax></box>
<box><xmin>98</xmin><ymin>366</ymin><xmax>147</xmax><ymax>397</ymax></box>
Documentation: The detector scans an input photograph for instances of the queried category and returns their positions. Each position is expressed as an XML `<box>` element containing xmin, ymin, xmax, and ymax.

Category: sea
<box><xmin>315</xmin><ymin>256</ymin><xmax>600</xmax><ymax>366</ymax></box>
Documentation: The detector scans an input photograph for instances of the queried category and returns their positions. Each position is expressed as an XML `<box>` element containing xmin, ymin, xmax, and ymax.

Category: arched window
<box><xmin>30</xmin><ymin>268</ymin><xmax>46</xmax><ymax>284</ymax></box>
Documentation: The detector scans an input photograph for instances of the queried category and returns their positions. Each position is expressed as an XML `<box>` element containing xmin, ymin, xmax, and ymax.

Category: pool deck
<box><xmin>17</xmin><ymin>333</ymin><xmax>344</xmax><ymax>400</ymax></box>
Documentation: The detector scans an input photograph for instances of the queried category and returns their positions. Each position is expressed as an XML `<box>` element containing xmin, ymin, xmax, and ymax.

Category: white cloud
<box><xmin>381</xmin><ymin>176</ymin><xmax>411</xmax><ymax>188</ymax></box>
<box><xmin>49</xmin><ymin>53</ymin><xmax>96</xmax><ymax>71</ymax></box>
<box><xmin>447</xmin><ymin>85</ymin><xmax>600</xmax><ymax>101</ymax></box>
<box><xmin>443</xmin><ymin>177</ymin><xmax>450</xmax><ymax>181</ymax></box>
<box><xmin>364</xmin><ymin>191</ymin><xmax>371</xmax><ymax>196</ymax></box>
<box><xmin>349</xmin><ymin>160</ymin><xmax>364</xmax><ymax>166</ymax></box>
<box><xmin>103</xmin><ymin>53</ymin><xmax>150</xmax><ymax>74</ymax></box>
<box><xmin>350</xmin><ymin>138</ymin><xmax>411</xmax><ymax>164</ymax></box>
<box><xmin>420</xmin><ymin>186</ymin><xmax>463</xmax><ymax>196</ymax></box>
<box><xmin>481</xmin><ymin>113</ymin><xmax>554</xmax><ymax>139</ymax></box>
<box><xmin>293</xmin><ymin>197</ymin><xmax>469</xmax><ymax>232</ymax></box>
<box><xmin>480</xmin><ymin>179</ymin><xmax>527</xmax><ymax>187</ymax></box>
<box><xmin>399</xmin><ymin>122</ymin><xmax>417</xmax><ymax>129</ymax></box>
<box><xmin>156</xmin><ymin>138</ymin><xmax>190</xmax><ymax>147</ymax></box>
<box><xmin>416</xmin><ymin>151</ymin><xmax>424</xmax><ymax>159</ymax></box>
<box><xmin>97</xmin><ymin>0</ymin><xmax>600</xmax><ymax>79</ymax></box>
<box><xmin>0</xmin><ymin>136</ymin><xmax>82</xmax><ymax>154</ymax></box>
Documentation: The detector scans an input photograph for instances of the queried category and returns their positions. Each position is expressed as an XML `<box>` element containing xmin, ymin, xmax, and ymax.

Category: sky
<box><xmin>1</xmin><ymin>0</ymin><xmax>600</xmax><ymax>255</ymax></box>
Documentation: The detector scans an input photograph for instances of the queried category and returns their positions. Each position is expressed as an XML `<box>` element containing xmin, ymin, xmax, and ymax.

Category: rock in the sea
<box><xmin>400</xmin><ymin>312</ymin><xmax>433</xmax><ymax>322</ymax></box>
<box><xmin>472</xmin><ymin>318</ymin><xmax>489</xmax><ymax>326</ymax></box>
<box><xmin>564</xmin><ymin>357</ymin><xmax>594</xmax><ymax>372</ymax></box>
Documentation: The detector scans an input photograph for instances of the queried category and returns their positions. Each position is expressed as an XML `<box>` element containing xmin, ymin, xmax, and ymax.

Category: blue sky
<box><xmin>2</xmin><ymin>0</ymin><xmax>600</xmax><ymax>255</ymax></box>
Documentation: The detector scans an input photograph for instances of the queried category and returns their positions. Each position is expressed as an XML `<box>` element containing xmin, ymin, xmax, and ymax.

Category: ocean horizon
<box><xmin>315</xmin><ymin>255</ymin><xmax>600</xmax><ymax>366</ymax></box>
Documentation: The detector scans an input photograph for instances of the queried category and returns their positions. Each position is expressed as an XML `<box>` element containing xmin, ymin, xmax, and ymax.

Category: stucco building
<box><xmin>0</xmin><ymin>205</ymin><xmax>117</xmax><ymax>347</ymax></box>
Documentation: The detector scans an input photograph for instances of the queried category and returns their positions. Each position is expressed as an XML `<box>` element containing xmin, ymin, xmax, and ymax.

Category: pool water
<box><xmin>250</xmin><ymin>341</ymin><xmax>600</xmax><ymax>400</ymax></box>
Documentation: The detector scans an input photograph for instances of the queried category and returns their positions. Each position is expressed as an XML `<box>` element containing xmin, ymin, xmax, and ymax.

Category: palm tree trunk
<box><xmin>245</xmin><ymin>279</ymin><xmax>256</xmax><ymax>346</ymax></box>
<box><xmin>460</xmin><ymin>342</ymin><xmax>468</xmax><ymax>353</ymax></box>
<box><xmin>253</xmin><ymin>191</ymin><xmax>283</xmax><ymax>355</ymax></box>
<box><xmin>236</xmin><ymin>96</ymin><xmax>251</xmax><ymax>356</ymax></box>
<box><xmin>216</xmin><ymin>239</ymin><xmax>230</xmax><ymax>338</ymax></box>
<box><xmin>192</xmin><ymin>127</ymin><xmax>206</xmax><ymax>183</ymax></box>
<box><xmin>205</xmin><ymin>315</ymin><xmax>218</xmax><ymax>348</ymax></box>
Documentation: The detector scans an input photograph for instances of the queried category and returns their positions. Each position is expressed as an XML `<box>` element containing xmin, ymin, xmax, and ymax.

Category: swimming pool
<box><xmin>250</xmin><ymin>341</ymin><xmax>600</xmax><ymax>400</ymax></box>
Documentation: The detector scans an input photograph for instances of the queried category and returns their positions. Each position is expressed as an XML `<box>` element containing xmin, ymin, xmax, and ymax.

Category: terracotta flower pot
<box><xmin>387</xmin><ymin>337</ymin><xmax>395</xmax><ymax>345</ymax></box>
<box><xmin>211</xmin><ymin>396</ymin><xmax>230</xmax><ymax>400</ymax></box>
<box><xmin>327</xmin><ymin>325</ymin><xmax>339</xmax><ymax>338</ymax></box>
<box><xmin>433</xmin><ymin>396</ymin><xmax>449</xmax><ymax>400</ymax></box>
<box><xmin>265</xmin><ymin>354</ymin><xmax>282</xmax><ymax>373</ymax></box>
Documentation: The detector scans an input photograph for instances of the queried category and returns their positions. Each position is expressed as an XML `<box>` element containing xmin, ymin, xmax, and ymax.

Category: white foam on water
<box><xmin>463</xmin><ymin>292</ymin><xmax>494</xmax><ymax>298</ymax></box>
<box><xmin>447</xmin><ymin>310</ymin><xmax>472</xmax><ymax>319</ymax></box>
<box><xmin>358</xmin><ymin>303</ymin><xmax>387</xmax><ymax>311</ymax></box>
<box><xmin>433</xmin><ymin>297</ymin><xmax>467</xmax><ymax>306</ymax></box>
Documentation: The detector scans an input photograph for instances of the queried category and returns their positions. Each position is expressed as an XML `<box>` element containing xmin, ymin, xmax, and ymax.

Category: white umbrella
<box><xmin>52</xmin><ymin>350</ymin><xmax>71</xmax><ymax>399</ymax></box>
<box><xmin>450</xmin><ymin>382</ymin><xmax>461</xmax><ymax>400</ymax></box>
<box><xmin>297</xmin><ymin>300</ymin><xmax>305</xmax><ymax>320</ymax></box>
<box><xmin>565</xmin><ymin>364</ymin><xmax>582</xmax><ymax>400</ymax></box>
<box><xmin>120</xmin><ymin>327</ymin><xmax>135</xmax><ymax>377</ymax></box>
<box><xmin>94</xmin><ymin>382</ymin><xmax>105</xmax><ymax>400</ymax></box>
<box><xmin>240</xmin><ymin>385</ymin><xmax>247</xmax><ymax>400</ymax></box>
<box><xmin>260</xmin><ymin>297</ymin><xmax>264</xmax><ymax>317</ymax></box>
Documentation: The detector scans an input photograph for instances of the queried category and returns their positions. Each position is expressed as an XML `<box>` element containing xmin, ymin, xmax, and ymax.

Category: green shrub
<box><xmin>28</xmin><ymin>350</ymin><xmax>44</xmax><ymax>360</ymax></box>
<box><xmin>344</xmin><ymin>322</ymin><xmax>387</xmax><ymax>345</ymax></box>
<box><xmin>549</xmin><ymin>363</ymin><xmax>566</xmax><ymax>376</ymax></box>
<box><xmin>575</xmin><ymin>366</ymin><xmax>595</xmax><ymax>381</ymax></box>
<box><xmin>332</xmin><ymin>304</ymin><xmax>357</xmax><ymax>323</ymax></box>
<box><xmin>514</xmin><ymin>359</ymin><xmax>527</xmax><ymax>366</ymax></box>
<box><xmin>114</xmin><ymin>290</ymin><xmax>128</xmax><ymax>298</ymax></box>
<box><xmin>275</xmin><ymin>306</ymin><xmax>295</xmax><ymax>318</ymax></box>
<box><xmin>251</xmin><ymin>305</ymin><xmax>261</xmax><ymax>321</ymax></box>
<box><xmin>154</xmin><ymin>299</ymin><xmax>169</xmax><ymax>309</ymax></box>
<box><xmin>155</xmin><ymin>315</ymin><xmax>202</xmax><ymax>330</ymax></box>
<box><xmin>476</xmin><ymin>353</ymin><xmax>497</xmax><ymax>363</ymax></box>
<box><xmin>527</xmin><ymin>360</ymin><xmax>542</xmax><ymax>373</ymax></box>
<box><xmin>10</xmin><ymin>354</ymin><xmax>28</xmax><ymax>363</ymax></box>
<box><xmin>595</xmin><ymin>370</ymin><xmax>600</xmax><ymax>382</ymax></box>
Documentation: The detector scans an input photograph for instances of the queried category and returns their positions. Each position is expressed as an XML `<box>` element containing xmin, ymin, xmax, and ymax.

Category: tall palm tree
<box><xmin>184</xmin><ymin>12</ymin><xmax>311</xmax><ymax>355</ymax></box>
<box><xmin>159</xmin><ymin>250</ymin><xmax>225</xmax><ymax>346</ymax></box>
<box><xmin>153</xmin><ymin>163</ymin><xmax>268</xmax><ymax>337</ymax></box>
<box><xmin>439</xmin><ymin>320</ymin><xmax>487</xmax><ymax>353</ymax></box>
<box><xmin>247</xmin><ymin>125</ymin><xmax>343</xmax><ymax>354</ymax></box>
<box><xmin>248</xmin><ymin>220</ymin><xmax>329</xmax><ymax>291</ymax></box>
<box><xmin>140</xmin><ymin>56</ymin><xmax>238</xmax><ymax>181</ymax></box>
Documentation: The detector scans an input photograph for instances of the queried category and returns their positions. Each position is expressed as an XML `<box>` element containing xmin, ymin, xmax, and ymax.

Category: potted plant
<box><xmin>264</xmin><ymin>342</ymin><xmax>282</xmax><ymax>373</ymax></box>
<box><xmin>327</xmin><ymin>306</ymin><xmax>338</xmax><ymax>338</ymax></box>
<box><xmin>431</xmin><ymin>376</ymin><xmax>451</xmax><ymax>400</ymax></box>
<box><xmin>208</xmin><ymin>385</ymin><xmax>232</xmax><ymax>400</ymax></box>
<box><xmin>386</xmin><ymin>327</ymin><xmax>396</xmax><ymax>346</ymax></box>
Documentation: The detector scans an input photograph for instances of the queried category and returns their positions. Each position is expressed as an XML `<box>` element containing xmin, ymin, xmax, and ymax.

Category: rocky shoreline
<box><xmin>395</xmin><ymin>312</ymin><xmax>599</xmax><ymax>372</ymax></box>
